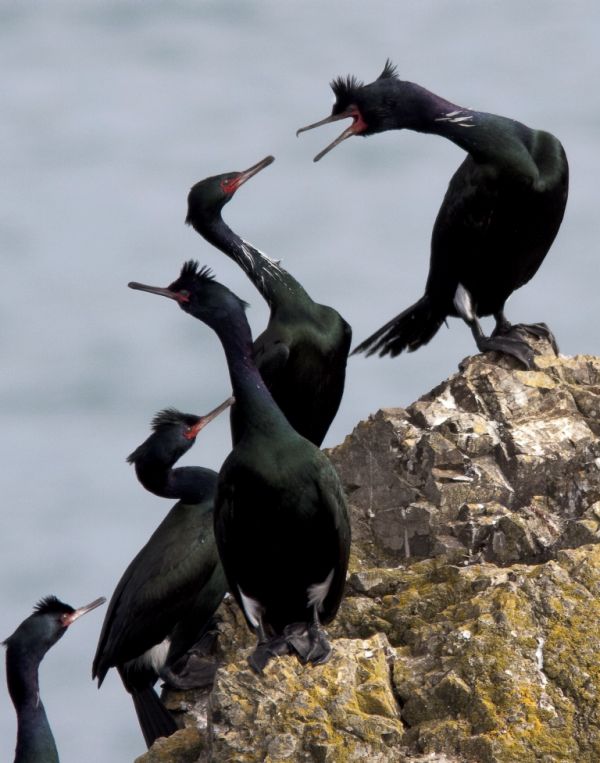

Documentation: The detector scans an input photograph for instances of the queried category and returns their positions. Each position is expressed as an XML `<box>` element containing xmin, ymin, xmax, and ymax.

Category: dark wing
<box><xmin>427</xmin><ymin>156</ymin><xmax>500</xmax><ymax>306</ymax></box>
<box><xmin>253</xmin><ymin>322</ymin><xmax>291</xmax><ymax>390</ymax></box>
<box><xmin>313</xmin><ymin>455</ymin><xmax>351</xmax><ymax>623</ymax></box>
<box><xmin>93</xmin><ymin>502</ymin><xmax>222</xmax><ymax>683</ymax></box>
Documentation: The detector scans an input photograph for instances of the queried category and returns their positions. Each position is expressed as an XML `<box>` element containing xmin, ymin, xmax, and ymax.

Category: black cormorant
<box><xmin>92</xmin><ymin>399</ymin><xmax>231</xmax><ymax>747</ymax></box>
<box><xmin>298</xmin><ymin>61</ymin><xmax>569</xmax><ymax>368</ymax></box>
<box><xmin>185</xmin><ymin>156</ymin><xmax>352</xmax><ymax>445</ymax></box>
<box><xmin>4</xmin><ymin>595</ymin><xmax>105</xmax><ymax>763</ymax></box>
<box><xmin>129</xmin><ymin>264</ymin><xmax>350</xmax><ymax>673</ymax></box>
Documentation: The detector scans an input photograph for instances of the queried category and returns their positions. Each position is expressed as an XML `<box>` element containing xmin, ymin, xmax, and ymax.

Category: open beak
<box><xmin>64</xmin><ymin>597</ymin><xmax>106</xmax><ymax>626</ymax></box>
<box><xmin>296</xmin><ymin>108</ymin><xmax>361</xmax><ymax>162</ymax></box>
<box><xmin>186</xmin><ymin>396</ymin><xmax>235</xmax><ymax>439</ymax></box>
<box><xmin>231</xmin><ymin>155</ymin><xmax>275</xmax><ymax>192</ymax></box>
<box><xmin>128</xmin><ymin>282</ymin><xmax>188</xmax><ymax>303</ymax></box>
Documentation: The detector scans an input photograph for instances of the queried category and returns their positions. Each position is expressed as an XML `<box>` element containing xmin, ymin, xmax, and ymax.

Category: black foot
<box><xmin>160</xmin><ymin>629</ymin><xmax>220</xmax><ymax>690</ymax></box>
<box><xmin>283</xmin><ymin>622</ymin><xmax>332</xmax><ymax>666</ymax></box>
<box><xmin>477</xmin><ymin>335</ymin><xmax>535</xmax><ymax>369</ymax></box>
<box><xmin>248</xmin><ymin>635</ymin><xmax>290</xmax><ymax>674</ymax></box>
<box><xmin>507</xmin><ymin>322</ymin><xmax>559</xmax><ymax>354</ymax></box>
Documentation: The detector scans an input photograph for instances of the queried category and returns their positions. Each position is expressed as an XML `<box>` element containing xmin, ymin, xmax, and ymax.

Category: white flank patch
<box><xmin>307</xmin><ymin>569</ymin><xmax>334</xmax><ymax>611</ymax></box>
<box><xmin>453</xmin><ymin>283</ymin><xmax>475</xmax><ymax>322</ymax></box>
<box><xmin>238</xmin><ymin>587</ymin><xmax>263</xmax><ymax>628</ymax></box>
<box><xmin>141</xmin><ymin>637</ymin><xmax>171</xmax><ymax>673</ymax></box>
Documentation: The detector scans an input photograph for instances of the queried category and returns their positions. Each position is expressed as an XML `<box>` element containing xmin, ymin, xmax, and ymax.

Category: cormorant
<box><xmin>129</xmin><ymin>263</ymin><xmax>350</xmax><ymax>673</ymax></box>
<box><xmin>4</xmin><ymin>595</ymin><xmax>105</xmax><ymax>763</ymax></box>
<box><xmin>92</xmin><ymin>398</ymin><xmax>232</xmax><ymax>747</ymax></box>
<box><xmin>185</xmin><ymin>155</ymin><xmax>352</xmax><ymax>445</ymax></box>
<box><xmin>297</xmin><ymin>61</ymin><xmax>569</xmax><ymax>368</ymax></box>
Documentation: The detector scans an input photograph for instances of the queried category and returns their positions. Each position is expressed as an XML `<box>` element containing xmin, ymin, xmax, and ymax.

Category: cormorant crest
<box><xmin>179</xmin><ymin>260</ymin><xmax>215</xmax><ymax>283</ymax></box>
<box><xmin>33</xmin><ymin>595</ymin><xmax>74</xmax><ymax>616</ymax></box>
<box><xmin>378</xmin><ymin>58</ymin><xmax>398</xmax><ymax>81</ymax></box>
<box><xmin>150</xmin><ymin>407</ymin><xmax>191</xmax><ymax>432</ymax></box>
<box><xmin>330</xmin><ymin>73</ymin><xmax>364</xmax><ymax>110</ymax></box>
<box><xmin>154</xmin><ymin>408</ymin><xmax>202</xmax><ymax>433</ymax></box>
<box><xmin>330</xmin><ymin>59</ymin><xmax>398</xmax><ymax>111</ymax></box>
<box><xmin>175</xmin><ymin>259</ymin><xmax>250</xmax><ymax>311</ymax></box>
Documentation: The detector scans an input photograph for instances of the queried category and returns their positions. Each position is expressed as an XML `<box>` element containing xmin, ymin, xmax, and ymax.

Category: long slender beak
<box><xmin>296</xmin><ymin>109</ymin><xmax>360</xmax><ymax>162</ymax></box>
<box><xmin>233</xmin><ymin>155</ymin><xmax>275</xmax><ymax>191</ymax></box>
<box><xmin>186</xmin><ymin>396</ymin><xmax>235</xmax><ymax>439</ymax></box>
<box><xmin>128</xmin><ymin>282</ymin><xmax>187</xmax><ymax>302</ymax></box>
<box><xmin>64</xmin><ymin>597</ymin><xmax>106</xmax><ymax>626</ymax></box>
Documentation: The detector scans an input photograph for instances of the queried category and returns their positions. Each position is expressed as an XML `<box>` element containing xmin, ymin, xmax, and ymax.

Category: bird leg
<box><xmin>467</xmin><ymin>314</ymin><xmax>535</xmax><ymax>369</ymax></box>
<box><xmin>454</xmin><ymin>285</ymin><xmax>535</xmax><ymax>368</ymax></box>
<box><xmin>492</xmin><ymin>311</ymin><xmax>559</xmax><ymax>354</ymax></box>
<box><xmin>247</xmin><ymin>616</ymin><xmax>290</xmax><ymax>674</ymax></box>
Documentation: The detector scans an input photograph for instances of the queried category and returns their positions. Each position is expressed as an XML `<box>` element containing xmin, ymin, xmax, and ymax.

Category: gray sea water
<box><xmin>1</xmin><ymin>2</ymin><xmax>598</xmax><ymax>760</ymax></box>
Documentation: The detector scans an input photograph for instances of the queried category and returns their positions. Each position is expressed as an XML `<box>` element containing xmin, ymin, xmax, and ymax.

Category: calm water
<box><xmin>1</xmin><ymin>2</ymin><xmax>599</xmax><ymax>760</ymax></box>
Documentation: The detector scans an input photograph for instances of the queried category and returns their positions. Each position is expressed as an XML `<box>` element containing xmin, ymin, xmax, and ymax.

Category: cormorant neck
<box><xmin>207</xmin><ymin>305</ymin><xmax>288</xmax><ymax>436</ymax></box>
<box><xmin>194</xmin><ymin>216</ymin><xmax>307</xmax><ymax>309</ymax></box>
<box><xmin>402</xmin><ymin>82</ymin><xmax>538</xmax><ymax>179</ymax></box>
<box><xmin>134</xmin><ymin>462</ymin><xmax>214</xmax><ymax>503</ymax></box>
<box><xmin>6</xmin><ymin>648</ymin><xmax>58</xmax><ymax>763</ymax></box>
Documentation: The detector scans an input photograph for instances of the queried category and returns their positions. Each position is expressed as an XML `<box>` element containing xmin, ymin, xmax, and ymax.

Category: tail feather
<box><xmin>131</xmin><ymin>687</ymin><xmax>178</xmax><ymax>749</ymax></box>
<box><xmin>353</xmin><ymin>295</ymin><xmax>444</xmax><ymax>358</ymax></box>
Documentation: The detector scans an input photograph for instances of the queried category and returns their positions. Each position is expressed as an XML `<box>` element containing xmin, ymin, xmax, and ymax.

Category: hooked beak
<box><xmin>296</xmin><ymin>108</ymin><xmax>363</xmax><ymax>162</ymax></box>
<box><xmin>185</xmin><ymin>396</ymin><xmax>235</xmax><ymax>439</ymax></box>
<box><xmin>64</xmin><ymin>597</ymin><xmax>106</xmax><ymax>626</ymax></box>
<box><xmin>229</xmin><ymin>155</ymin><xmax>275</xmax><ymax>192</ymax></box>
<box><xmin>128</xmin><ymin>282</ymin><xmax>189</xmax><ymax>303</ymax></box>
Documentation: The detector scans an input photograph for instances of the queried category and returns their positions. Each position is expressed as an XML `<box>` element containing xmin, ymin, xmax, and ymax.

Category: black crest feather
<box><xmin>378</xmin><ymin>59</ymin><xmax>398</xmax><ymax>80</ymax></box>
<box><xmin>330</xmin><ymin>73</ymin><xmax>363</xmax><ymax>111</ymax></box>
<box><xmin>150</xmin><ymin>408</ymin><xmax>198</xmax><ymax>432</ymax></box>
<box><xmin>179</xmin><ymin>260</ymin><xmax>214</xmax><ymax>282</ymax></box>
<box><xmin>33</xmin><ymin>595</ymin><xmax>74</xmax><ymax>616</ymax></box>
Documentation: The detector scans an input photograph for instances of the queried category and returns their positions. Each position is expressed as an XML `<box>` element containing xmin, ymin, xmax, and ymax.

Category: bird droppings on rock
<box><xmin>136</xmin><ymin>343</ymin><xmax>600</xmax><ymax>762</ymax></box>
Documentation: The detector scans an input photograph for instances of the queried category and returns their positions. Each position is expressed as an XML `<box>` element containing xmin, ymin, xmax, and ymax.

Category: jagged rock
<box><xmin>135</xmin><ymin>342</ymin><xmax>600</xmax><ymax>762</ymax></box>
<box><xmin>331</xmin><ymin>342</ymin><xmax>600</xmax><ymax>568</ymax></box>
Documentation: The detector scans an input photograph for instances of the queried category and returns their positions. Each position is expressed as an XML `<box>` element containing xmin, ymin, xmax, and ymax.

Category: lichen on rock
<box><xmin>136</xmin><ymin>341</ymin><xmax>600</xmax><ymax>762</ymax></box>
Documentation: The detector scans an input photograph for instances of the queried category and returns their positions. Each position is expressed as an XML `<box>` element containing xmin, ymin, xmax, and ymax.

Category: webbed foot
<box><xmin>476</xmin><ymin>334</ymin><xmax>536</xmax><ymax>369</ymax></box>
<box><xmin>248</xmin><ymin>635</ymin><xmax>290</xmax><ymax>674</ymax></box>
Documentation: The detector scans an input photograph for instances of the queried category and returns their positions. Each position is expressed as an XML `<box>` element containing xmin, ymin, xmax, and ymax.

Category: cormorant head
<box><xmin>128</xmin><ymin>261</ymin><xmax>249</xmax><ymax>331</ymax></box>
<box><xmin>127</xmin><ymin>399</ymin><xmax>234</xmax><ymax>467</ymax></box>
<box><xmin>185</xmin><ymin>156</ymin><xmax>274</xmax><ymax>232</ymax></box>
<box><xmin>297</xmin><ymin>60</ymin><xmax>407</xmax><ymax>160</ymax></box>
<box><xmin>3</xmin><ymin>595</ymin><xmax>105</xmax><ymax>659</ymax></box>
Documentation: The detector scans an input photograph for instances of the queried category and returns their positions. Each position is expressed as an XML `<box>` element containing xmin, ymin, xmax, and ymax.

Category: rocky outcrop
<box><xmin>136</xmin><ymin>340</ymin><xmax>600</xmax><ymax>763</ymax></box>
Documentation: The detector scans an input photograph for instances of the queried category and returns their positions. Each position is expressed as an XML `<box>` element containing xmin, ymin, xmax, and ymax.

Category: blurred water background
<box><xmin>1</xmin><ymin>1</ymin><xmax>598</xmax><ymax>760</ymax></box>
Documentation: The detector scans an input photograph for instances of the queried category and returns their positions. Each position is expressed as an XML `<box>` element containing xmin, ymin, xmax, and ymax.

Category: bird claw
<box><xmin>477</xmin><ymin>335</ymin><xmax>536</xmax><ymax>369</ymax></box>
<box><xmin>509</xmin><ymin>322</ymin><xmax>559</xmax><ymax>354</ymax></box>
<box><xmin>248</xmin><ymin>636</ymin><xmax>290</xmax><ymax>673</ymax></box>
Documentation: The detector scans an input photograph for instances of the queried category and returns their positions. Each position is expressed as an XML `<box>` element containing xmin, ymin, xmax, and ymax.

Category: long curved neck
<box><xmin>197</xmin><ymin>216</ymin><xmax>310</xmax><ymax>310</ymax></box>
<box><xmin>134</xmin><ymin>463</ymin><xmax>216</xmax><ymax>504</ymax></box>
<box><xmin>402</xmin><ymin>82</ymin><xmax>539</xmax><ymax>181</ymax></box>
<box><xmin>207</xmin><ymin>307</ymin><xmax>288</xmax><ymax>436</ymax></box>
<box><xmin>6</xmin><ymin>649</ymin><xmax>59</xmax><ymax>763</ymax></box>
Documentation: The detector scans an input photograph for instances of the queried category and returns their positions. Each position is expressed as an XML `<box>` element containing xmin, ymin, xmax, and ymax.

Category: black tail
<box><xmin>131</xmin><ymin>687</ymin><xmax>178</xmax><ymax>749</ymax></box>
<box><xmin>352</xmin><ymin>295</ymin><xmax>444</xmax><ymax>358</ymax></box>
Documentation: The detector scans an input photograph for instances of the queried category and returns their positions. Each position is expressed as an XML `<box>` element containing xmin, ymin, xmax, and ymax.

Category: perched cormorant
<box><xmin>185</xmin><ymin>155</ymin><xmax>352</xmax><ymax>446</ymax></box>
<box><xmin>297</xmin><ymin>61</ymin><xmax>569</xmax><ymax>368</ymax></box>
<box><xmin>129</xmin><ymin>263</ymin><xmax>350</xmax><ymax>673</ymax></box>
<box><xmin>92</xmin><ymin>398</ymin><xmax>232</xmax><ymax>748</ymax></box>
<box><xmin>4</xmin><ymin>595</ymin><xmax>105</xmax><ymax>763</ymax></box>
